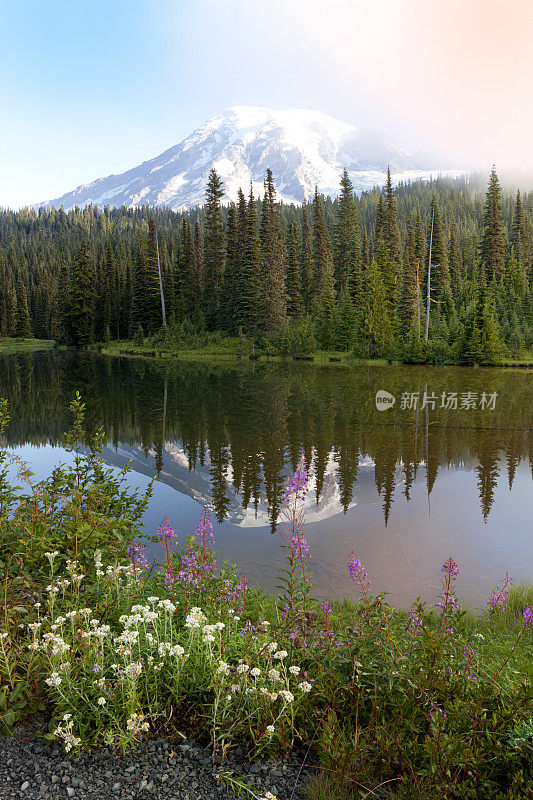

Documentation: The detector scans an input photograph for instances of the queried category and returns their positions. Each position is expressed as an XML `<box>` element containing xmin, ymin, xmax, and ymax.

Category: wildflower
<box><xmin>279</xmin><ymin>690</ymin><xmax>294</xmax><ymax>703</ymax></box>
<box><xmin>441</xmin><ymin>558</ymin><xmax>459</xmax><ymax>577</ymax></box>
<box><xmin>288</xmin><ymin>666</ymin><xmax>300</xmax><ymax>675</ymax></box>
<box><xmin>45</xmin><ymin>551</ymin><xmax>59</xmax><ymax>564</ymax></box>
<box><xmin>487</xmin><ymin>573</ymin><xmax>513</xmax><ymax>612</ymax></box>
<box><xmin>266</xmin><ymin>725</ymin><xmax>275</xmax><ymax>735</ymax></box>
<box><xmin>250</xmin><ymin>667</ymin><xmax>261</xmax><ymax>677</ymax></box>
<box><xmin>273</xmin><ymin>650</ymin><xmax>288</xmax><ymax>660</ymax></box>
<box><xmin>45</xmin><ymin>672</ymin><xmax>62</xmax><ymax>687</ymax></box>
<box><xmin>127</xmin><ymin>542</ymin><xmax>149</xmax><ymax>574</ymax></box>
<box><xmin>217</xmin><ymin>661</ymin><xmax>231</xmax><ymax>676</ymax></box>
<box><xmin>124</xmin><ymin>661</ymin><xmax>143</xmax><ymax>678</ymax></box>
<box><xmin>260</xmin><ymin>793</ymin><xmax>278</xmax><ymax>800</ymax></box>
<box><xmin>299</xmin><ymin>681</ymin><xmax>312</xmax><ymax>693</ymax></box>
<box><xmin>285</xmin><ymin>459</ymin><xmax>309</xmax><ymax>502</ymax></box>
<box><xmin>147</xmin><ymin>596</ymin><xmax>159</xmax><ymax>604</ymax></box>
<box><xmin>195</xmin><ymin>507</ymin><xmax>215</xmax><ymax>547</ymax></box>
<box><xmin>185</xmin><ymin>607</ymin><xmax>207</xmax><ymax>628</ymax></box>
<box><xmin>348</xmin><ymin>554</ymin><xmax>368</xmax><ymax>582</ymax></box>
<box><xmin>92</xmin><ymin>664</ymin><xmax>102</xmax><ymax>673</ymax></box>
<box><xmin>266</xmin><ymin>641</ymin><xmax>278</xmax><ymax>653</ymax></box>
<box><xmin>170</xmin><ymin>644</ymin><xmax>185</xmax><ymax>658</ymax></box>
<box><xmin>237</xmin><ymin>664</ymin><xmax>249</xmax><ymax>674</ymax></box>
<box><xmin>523</xmin><ymin>607</ymin><xmax>533</xmax><ymax>627</ymax></box>
<box><xmin>261</xmin><ymin>621</ymin><xmax>270</xmax><ymax>627</ymax></box>
<box><xmin>203</xmin><ymin>634</ymin><xmax>215</xmax><ymax>644</ymax></box>
<box><xmin>97</xmin><ymin>697</ymin><xmax>106</xmax><ymax>706</ymax></box>
<box><xmin>268</xmin><ymin>668</ymin><xmax>280</xmax><ymax>681</ymax></box>
<box><xmin>157</xmin><ymin>517</ymin><xmax>176</xmax><ymax>545</ymax></box>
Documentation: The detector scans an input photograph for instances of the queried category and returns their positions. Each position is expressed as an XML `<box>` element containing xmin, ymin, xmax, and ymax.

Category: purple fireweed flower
<box><xmin>523</xmin><ymin>606</ymin><xmax>533</xmax><ymax>628</ymax></box>
<box><xmin>127</xmin><ymin>542</ymin><xmax>149</xmax><ymax>573</ymax></box>
<box><xmin>348</xmin><ymin>554</ymin><xmax>368</xmax><ymax>582</ymax></box>
<box><xmin>285</xmin><ymin>459</ymin><xmax>309</xmax><ymax>503</ymax></box>
<box><xmin>487</xmin><ymin>573</ymin><xmax>513</xmax><ymax>612</ymax></box>
<box><xmin>320</xmin><ymin>600</ymin><xmax>332</xmax><ymax>615</ymax></box>
<box><xmin>290</xmin><ymin>533</ymin><xmax>310</xmax><ymax>557</ymax></box>
<box><xmin>407</xmin><ymin>605</ymin><xmax>425</xmax><ymax>636</ymax></box>
<box><xmin>92</xmin><ymin>664</ymin><xmax>102</xmax><ymax>673</ymax></box>
<box><xmin>164</xmin><ymin>571</ymin><xmax>175</xmax><ymax>589</ymax></box>
<box><xmin>157</xmin><ymin>517</ymin><xmax>176</xmax><ymax>545</ymax></box>
<box><xmin>195</xmin><ymin>507</ymin><xmax>214</xmax><ymax>548</ymax></box>
<box><xmin>441</xmin><ymin>558</ymin><xmax>459</xmax><ymax>577</ymax></box>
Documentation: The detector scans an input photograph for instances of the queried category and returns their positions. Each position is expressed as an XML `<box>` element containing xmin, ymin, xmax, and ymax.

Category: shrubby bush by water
<box><xmin>0</xmin><ymin>396</ymin><xmax>532</xmax><ymax>799</ymax></box>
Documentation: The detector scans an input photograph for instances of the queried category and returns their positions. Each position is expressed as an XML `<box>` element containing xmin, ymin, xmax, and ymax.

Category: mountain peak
<box><xmin>39</xmin><ymin>106</ymin><xmax>464</xmax><ymax>211</ymax></box>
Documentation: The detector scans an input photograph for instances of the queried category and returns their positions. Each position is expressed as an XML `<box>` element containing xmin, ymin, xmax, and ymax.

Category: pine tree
<box><xmin>204</xmin><ymin>169</ymin><xmax>226</xmax><ymax>324</ymax></box>
<box><xmin>65</xmin><ymin>239</ymin><xmax>97</xmax><ymax>346</ymax></box>
<box><xmin>448</xmin><ymin>218</ymin><xmax>463</xmax><ymax>297</ymax></box>
<box><xmin>313</xmin><ymin>188</ymin><xmax>336</xmax><ymax>347</ymax></box>
<box><xmin>147</xmin><ymin>216</ymin><xmax>166</xmax><ymax>329</ymax></box>
<box><xmin>259</xmin><ymin>169</ymin><xmax>287</xmax><ymax>331</ymax></box>
<box><xmin>15</xmin><ymin>276</ymin><xmax>32</xmax><ymax>338</ymax></box>
<box><xmin>512</xmin><ymin>189</ymin><xmax>530</xmax><ymax>276</ymax></box>
<box><xmin>425</xmin><ymin>196</ymin><xmax>450</xmax><ymax>301</ymax></box>
<box><xmin>480</xmin><ymin>168</ymin><xmax>506</xmax><ymax>282</ymax></box>
<box><xmin>384</xmin><ymin>168</ymin><xmax>402</xmax><ymax>269</ymax></box>
<box><xmin>131</xmin><ymin>233</ymin><xmax>159</xmax><ymax>334</ymax></box>
<box><xmin>334</xmin><ymin>169</ymin><xmax>361</xmax><ymax>303</ymax></box>
<box><xmin>300</xmin><ymin>208</ymin><xmax>314</xmax><ymax>308</ymax></box>
<box><xmin>399</xmin><ymin>218</ymin><xmax>420</xmax><ymax>335</ymax></box>
<box><xmin>235</xmin><ymin>186</ymin><xmax>261</xmax><ymax>333</ymax></box>
<box><xmin>286</xmin><ymin>219</ymin><xmax>303</xmax><ymax>318</ymax></box>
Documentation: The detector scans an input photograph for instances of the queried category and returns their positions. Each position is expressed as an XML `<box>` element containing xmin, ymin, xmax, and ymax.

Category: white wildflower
<box><xmin>288</xmin><ymin>666</ymin><xmax>300</xmax><ymax>675</ymax></box>
<box><xmin>237</xmin><ymin>664</ymin><xmax>249</xmax><ymax>675</ymax></box>
<box><xmin>45</xmin><ymin>672</ymin><xmax>62</xmax><ymax>687</ymax></box>
<box><xmin>250</xmin><ymin>667</ymin><xmax>261</xmax><ymax>677</ymax></box>
<box><xmin>273</xmin><ymin>650</ymin><xmax>287</xmax><ymax>660</ymax></box>
<box><xmin>266</xmin><ymin>725</ymin><xmax>275</xmax><ymax>735</ymax></box>
<box><xmin>279</xmin><ymin>690</ymin><xmax>294</xmax><ymax>703</ymax></box>
<box><xmin>299</xmin><ymin>681</ymin><xmax>312</xmax><ymax>693</ymax></box>
<box><xmin>97</xmin><ymin>697</ymin><xmax>106</xmax><ymax>706</ymax></box>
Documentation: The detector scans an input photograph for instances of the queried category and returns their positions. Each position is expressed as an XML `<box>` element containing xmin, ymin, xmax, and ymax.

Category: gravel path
<box><xmin>0</xmin><ymin>725</ymin><xmax>314</xmax><ymax>800</ymax></box>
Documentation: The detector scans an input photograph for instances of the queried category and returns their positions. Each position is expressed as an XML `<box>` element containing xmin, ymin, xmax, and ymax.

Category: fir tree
<box><xmin>15</xmin><ymin>276</ymin><xmax>32</xmax><ymax>338</ymax></box>
<box><xmin>65</xmin><ymin>239</ymin><xmax>97</xmax><ymax>346</ymax></box>
<box><xmin>235</xmin><ymin>185</ymin><xmax>261</xmax><ymax>333</ymax></box>
<box><xmin>259</xmin><ymin>169</ymin><xmax>287</xmax><ymax>331</ymax></box>
<box><xmin>204</xmin><ymin>168</ymin><xmax>226</xmax><ymax>324</ymax></box>
<box><xmin>334</xmin><ymin>169</ymin><xmax>362</xmax><ymax>303</ymax></box>
<box><xmin>480</xmin><ymin>168</ymin><xmax>506</xmax><ymax>282</ymax></box>
<box><xmin>286</xmin><ymin>219</ymin><xmax>303</xmax><ymax>318</ymax></box>
<box><xmin>300</xmin><ymin>208</ymin><xmax>314</xmax><ymax>308</ymax></box>
<box><xmin>384</xmin><ymin>167</ymin><xmax>402</xmax><ymax>269</ymax></box>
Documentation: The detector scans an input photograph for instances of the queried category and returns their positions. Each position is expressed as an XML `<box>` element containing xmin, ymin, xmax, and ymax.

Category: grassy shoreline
<box><xmin>0</xmin><ymin>337</ymin><xmax>55</xmax><ymax>354</ymax></box>
<box><xmin>2</xmin><ymin>336</ymin><xmax>532</xmax><ymax>368</ymax></box>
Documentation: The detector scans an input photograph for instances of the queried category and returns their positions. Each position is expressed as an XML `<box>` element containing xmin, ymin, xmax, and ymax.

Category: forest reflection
<box><xmin>1</xmin><ymin>351</ymin><xmax>532</xmax><ymax>529</ymax></box>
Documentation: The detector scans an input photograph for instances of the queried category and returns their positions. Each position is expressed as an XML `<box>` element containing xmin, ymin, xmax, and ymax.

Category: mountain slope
<box><xmin>39</xmin><ymin>106</ymin><xmax>464</xmax><ymax>211</ymax></box>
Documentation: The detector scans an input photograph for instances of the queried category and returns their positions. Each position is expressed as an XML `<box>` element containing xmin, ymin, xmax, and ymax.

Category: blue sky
<box><xmin>2</xmin><ymin>0</ymin><xmax>532</xmax><ymax>208</ymax></box>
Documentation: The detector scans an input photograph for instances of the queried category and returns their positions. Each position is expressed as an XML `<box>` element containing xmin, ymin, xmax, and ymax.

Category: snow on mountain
<box><xmin>38</xmin><ymin>106</ymin><xmax>465</xmax><ymax>211</ymax></box>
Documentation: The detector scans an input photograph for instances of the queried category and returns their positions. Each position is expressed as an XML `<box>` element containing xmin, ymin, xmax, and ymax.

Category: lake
<box><xmin>1</xmin><ymin>350</ymin><xmax>532</xmax><ymax>608</ymax></box>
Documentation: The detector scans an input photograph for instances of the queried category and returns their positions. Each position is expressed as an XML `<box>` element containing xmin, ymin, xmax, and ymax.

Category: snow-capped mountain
<box><xmin>39</xmin><ymin>106</ymin><xmax>464</xmax><ymax>211</ymax></box>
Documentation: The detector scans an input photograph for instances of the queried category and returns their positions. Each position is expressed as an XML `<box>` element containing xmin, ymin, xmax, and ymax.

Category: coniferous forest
<box><xmin>1</xmin><ymin>167</ymin><xmax>532</xmax><ymax>363</ymax></box>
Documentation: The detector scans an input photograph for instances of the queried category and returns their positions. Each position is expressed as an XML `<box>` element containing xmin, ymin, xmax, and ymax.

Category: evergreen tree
<box><xmin>384</xmin><ymin>167</ymin><xmax>402</xmax><ymax>269</ymax></box>
<box><xmin>235</xmin><ymin>186</ymin><xmax>261</xmax><ymax>333</ymax></box>
<box><xmin>131</xmin><ymin>233</ymin><xmax>159</xmax><ymax>334</ymax></box>
<box><xmin>400</xmin><ymin>218</ymin><xmax>420</xmax><ymax>335</ymax></box>
<box><xmin>65</xmin><ymin>239</ymin><xmax>97</xmax><ymax>346</ymax></box>
<box><xmin>147</xmin><ymin>216</ymin><xmax>166</xmax><ymax>329</ymax></box>
<box><xmin>15</xmin><ymin>276</ymin><xmax>32</xmax><ymax>338</ymax></box>
<box><xmin>448</xmin><ymin>218</ymin><xmax>463</xmax><ymax>297</ymax></box>
<box><xmin>480</xmin><ymin>168</ymin><xmax>506</xmax><ymax>281</ymax></box>
<box><xmin>512</xmin><ymin>189</ymin><xmax>530</xmax><ymax>276</ymax></box>
<box><xmin>204</xmin><ymin>169</ymin><xmax>226</xmax><ymax>324</ymax></box>
<box><xmin>300</xmin><ymin>208</ymin><xmax>314</xmax><ymax>308</ymax></box>
<box><xmin>259</xmin><ymin>169</ymin><xmax>287</xmax><ymax>331</ymax></box>
<box><xmin>334</xmin><ymin>169</ymin><xmax>362</xmax><ymax>303</ymax></box>
<box><xmin>286</xmin><ymin>219</ymin><xmax>303</xmax><ymax>318</ymax></box>
<box><xmin>313</xmin><ymin>188</ymin><xmax>336</xmax><ymax>347</ymax></box>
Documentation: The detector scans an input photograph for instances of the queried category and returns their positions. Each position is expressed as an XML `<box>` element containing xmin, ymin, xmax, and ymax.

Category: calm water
<box><xmin>1</xmin><ymin>350</ymin><xmax>532</xmax><ymax>608</ymax></box>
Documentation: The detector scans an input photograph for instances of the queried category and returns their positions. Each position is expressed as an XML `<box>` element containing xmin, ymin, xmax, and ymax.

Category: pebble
<box><xmin>0</xmin><ymin>724</ymin><xmax>313</xmax><ymax>800</ymax></box>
